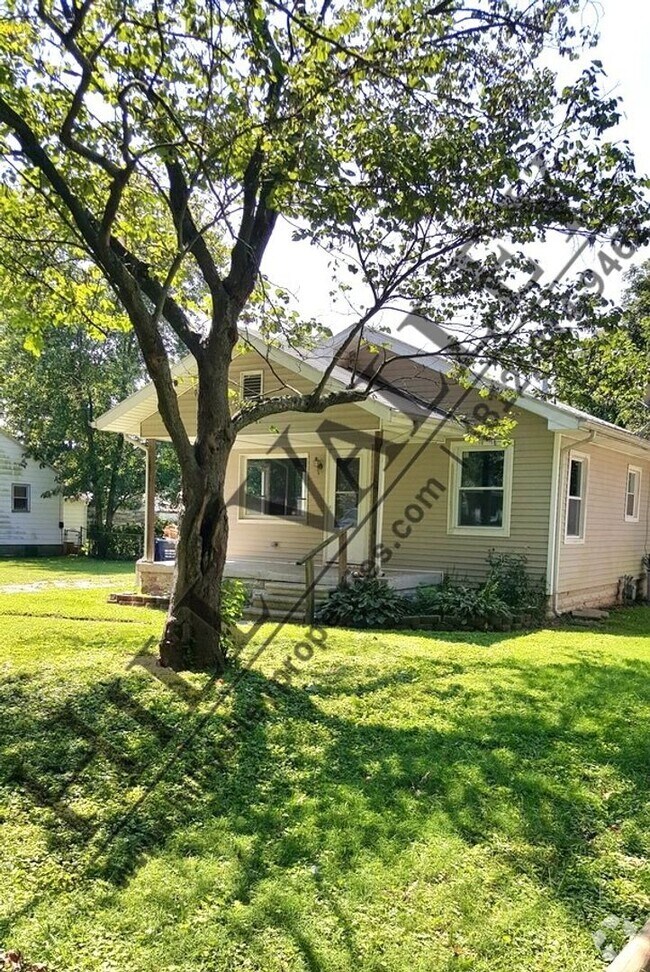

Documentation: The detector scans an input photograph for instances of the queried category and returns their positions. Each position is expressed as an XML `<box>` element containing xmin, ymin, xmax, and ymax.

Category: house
<box><xmin>0</xmin><ymin>430</ymin><xmax>64</xmax><ymax>556</ymax></box>
<box><xmin>94</xmin><ymin>326</ymin><xmax>650</xmax><ymax>615</ymax></box>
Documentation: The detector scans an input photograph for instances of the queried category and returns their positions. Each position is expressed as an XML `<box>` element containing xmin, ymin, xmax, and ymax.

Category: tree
<box><xmin>0</xmin><ymin>0</ymin><xmax>646</xmax><ymax>671</ymax></box>
<box><xmin>0</xmin><ymin>322</ymin><xmax>181</xmax><ymax>555</ymax></box>
<box><xmin>540</xmin><ymin>262</ymin><xmax>650</xmax><ymax>433</ymax></box>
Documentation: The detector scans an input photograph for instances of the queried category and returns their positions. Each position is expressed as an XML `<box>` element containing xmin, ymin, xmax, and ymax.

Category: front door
<box><xmin>324</xmin><ymin>449</ymin><xmax>371</xmax><ymax>566</ymax></box>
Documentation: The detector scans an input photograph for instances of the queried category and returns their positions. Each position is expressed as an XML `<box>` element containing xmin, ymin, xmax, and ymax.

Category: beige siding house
<box><xmin>95</xmin><ymin>328</ymin><xmax>650</xmax><ymax>614</ymax></box>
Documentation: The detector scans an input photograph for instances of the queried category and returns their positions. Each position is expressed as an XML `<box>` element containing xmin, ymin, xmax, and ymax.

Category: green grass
<box><xmin>0</xmin><ymin>556</ymin><xmax>134</xmax><ymax>587</ymax></box>
<box><xmin>0</xmin><ymin>560</ymin><xmax>649</xmax><ymax>971</ymax></box>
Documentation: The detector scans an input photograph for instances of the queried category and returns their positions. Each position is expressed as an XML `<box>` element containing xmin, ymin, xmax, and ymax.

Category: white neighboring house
<box><xmin>0</xmin><ymin>430</ymin><xmax>64</xmax><ymax>556</ymax></box>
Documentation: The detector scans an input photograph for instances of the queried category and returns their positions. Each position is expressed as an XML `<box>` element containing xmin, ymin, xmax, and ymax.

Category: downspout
<box><xmin>550</xmin><ymin>430</ymin><xmax>596</xmax><ymax>616</ymax></box>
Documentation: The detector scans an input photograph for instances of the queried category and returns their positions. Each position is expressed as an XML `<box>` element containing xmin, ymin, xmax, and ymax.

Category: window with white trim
<box><xmin>625</xmin><ymin>465</ymin><xmax>641</xmax><ymax>522</ymax></box>
<box><xmin>11</xmin><ymin>483</ymin><xmax>30</xmax><ymax>513</ymax></box>
<box><xmin>241</xmin><ymin>371</ymin><xmax>263</xmax><ymax>400</ymax></box>
<box><xmin>565</xmin><ymin>454</ymin><xmax>587</xmax><ymax>541</ymax></box>
<box><xmin>448</xmin><ymin>443</ymin><xmax>513</xmax><ymax>536</ymax></box>
<box><xmin>243</xmin><ymin>457</ymin><xmax>306</xmax><ymax>517</ymax></box>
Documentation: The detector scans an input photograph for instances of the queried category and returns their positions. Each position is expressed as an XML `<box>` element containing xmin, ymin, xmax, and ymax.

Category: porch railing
<box><xmin>296</xmin><ymin>528</ymin><xmax>349</xmax><ymax>624</ymax></box>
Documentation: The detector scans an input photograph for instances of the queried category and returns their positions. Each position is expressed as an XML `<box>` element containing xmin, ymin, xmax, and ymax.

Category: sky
<box><xmin>260</xmin><ymin>0</ymin><xmax>650</xmax><ymax>341</ymax></box>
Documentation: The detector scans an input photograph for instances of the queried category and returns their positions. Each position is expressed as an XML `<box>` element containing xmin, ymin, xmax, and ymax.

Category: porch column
<box><xmin>144</xmin><ymin>438</ymin><xmax>156</xmax><ymax>562</ymax></box>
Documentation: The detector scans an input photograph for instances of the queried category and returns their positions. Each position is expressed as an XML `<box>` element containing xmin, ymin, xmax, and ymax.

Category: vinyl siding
<box><xmin>0</xmin><ymin>434</ymin><xmax>63</xmax><ymax>549</ymax></box>
<box><xmin>377</xmin><ymin>409</ymin><xmax>555</xmax><ymax>584</ymax></box>
<box><xmin>224</xmin><ymin>445</ymin><xmax>328</xmax><ymax>563</ymax></box>
<box><xmin>556</xmin><ymin>439</ymin><xmax>650</xmax><ymax>607</ymax></box>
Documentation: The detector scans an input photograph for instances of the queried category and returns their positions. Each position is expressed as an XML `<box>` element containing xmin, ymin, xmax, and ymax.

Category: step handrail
<box><xmin>296</xmin><ymin>528</ymin><xmax>349</xmax><ymax>623</ymax></box>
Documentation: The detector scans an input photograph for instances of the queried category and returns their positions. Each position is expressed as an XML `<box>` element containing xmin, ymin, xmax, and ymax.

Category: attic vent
<box><xmin>241</xmin><ymin>371</ymin><xmax>263</xmax><ymax>400</ymax></box>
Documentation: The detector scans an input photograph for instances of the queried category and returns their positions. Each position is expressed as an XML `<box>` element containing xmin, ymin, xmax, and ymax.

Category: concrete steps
<box><xmin>243</xmin><ymin>581</ymin><xmax>332</xmax><ymax>622</ymax></box>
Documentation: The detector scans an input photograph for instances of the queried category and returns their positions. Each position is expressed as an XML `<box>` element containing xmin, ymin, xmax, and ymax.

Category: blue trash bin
<box><xmin>154</xmin><ymin>538</ymin><xmax>176</xmax><ymax>562</ymax></box>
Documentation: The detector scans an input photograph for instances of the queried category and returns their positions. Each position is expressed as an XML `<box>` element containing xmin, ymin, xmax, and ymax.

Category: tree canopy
<box><xmin>549</xmin><ymin>262</ymin><xmax>650</xmax><ymax>432</ymax></box>
<box><xmin>0</xmin><ymin>322</ymin><xmax>182</xmax><ymax>554</ymax></box>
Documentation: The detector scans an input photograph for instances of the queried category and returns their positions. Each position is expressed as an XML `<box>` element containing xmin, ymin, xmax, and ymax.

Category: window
<box><xmin>241</xmin><ymin>371</ymin><xmax>263</xmax><ymax>400</ymax></box>
<box><xmin>11</xmin><ymin>483</ymin><xmax>30</xmax><ymax>513</ymax></box>
<box><xmin>243</xmin><ymin>457</ymin><xmax>306</xmax><ymax>517</ymax></box>
<box><xmin>625</xmin><ymin>465</ymin><xmax>642</xmax><ymax>522</ymax></box>
<box><xmin>565</xmin><ymin>454</ymin><xmax>588</xmax><ymax>541</ymax></box>
<box><xmin>334</xmin><ymin>457</ymin><xmax>360</xmax><ymax>530</ymax></box>
<box><xmin>447</xmin><ymin>443</ymin><xmax>513</xmax><ymax>536</ymax></box>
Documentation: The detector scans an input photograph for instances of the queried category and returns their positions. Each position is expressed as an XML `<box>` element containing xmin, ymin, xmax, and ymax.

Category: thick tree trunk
<box><xmin>159</xmin><ymin>350</ymin><xmax>235</xmax><ymax>673</ymax></box>
<box><xmin>159</xmin><ymin>464</ymin><xmax>231</xmax><ymax>673</ymax></box>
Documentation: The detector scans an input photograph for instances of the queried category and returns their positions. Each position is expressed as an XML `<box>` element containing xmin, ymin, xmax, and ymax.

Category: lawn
<box><xmin>0</xmin><ymin>556</ymin><xmax>134</xmax><ymax>588</ymax></box>
<box><xmin>0</xmin><ymin>559</ymin><xmax>649</xmax><ymax>971</ymax></box>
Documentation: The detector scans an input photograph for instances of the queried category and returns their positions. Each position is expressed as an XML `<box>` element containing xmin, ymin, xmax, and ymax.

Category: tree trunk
<box><xmin>159</xmin><ymin>362</ymin><xmax>234</xmax><ymax>672</ymax></box>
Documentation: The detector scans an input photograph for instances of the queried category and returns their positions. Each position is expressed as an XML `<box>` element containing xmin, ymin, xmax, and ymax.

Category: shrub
<box><xmin>221</xmin><ymin>579</ymin><xmax>249</xmax><ymax>650</ymax></box>
<box><xmin>411</xmin><ymin>552</ymin><xmax>545</xmax><ymax>629</ymax></box>
<box><xmin>221</xmin><ymin>578</ymin><xmax>248</xmax><ymax>627</ymax></box>
<box><xmin>484</xmin><ymin>551</ymin><xmax>546</xmax><ymax>617</ymax></box>
<box><xmin>89</xmin><ymin>523</ymin><xmax>143</xmax><ymax>560</ymax></box>
<box><xmin>315</xmin><ymin>576</ymin><xmax>408</xmax><ymax>629</ymax></box>
<box><xmin>412</xmin><ymin>582</ymin><xmax>513</xmax><ymax>627</ymax></box>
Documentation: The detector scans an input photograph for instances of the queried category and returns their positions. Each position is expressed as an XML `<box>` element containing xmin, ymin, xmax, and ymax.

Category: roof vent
<box><xmin>241</xmin><ymin>372</ymin><xmax>263</xmax><ymax>400</ymax></box>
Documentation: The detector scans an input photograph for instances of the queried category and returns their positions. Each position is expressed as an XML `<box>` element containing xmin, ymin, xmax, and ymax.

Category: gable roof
<box><xmin>0</xmin><ymin>428</ymin><xmax>60</xmax><ymax>474</ymax></box>
<box><xmin>93</xmin><ymin>325</ymin><xmax>650</xmax><ymax>455</ymax></box>
<box><xmin>330</xmin><ymin>323</ymin><xmax>650</xmax><ymax>451</ymax></box>
<box><xmin>93</xmin><ymin>327</ymin><xmax>463</xmax><ymax>437</ymax></box>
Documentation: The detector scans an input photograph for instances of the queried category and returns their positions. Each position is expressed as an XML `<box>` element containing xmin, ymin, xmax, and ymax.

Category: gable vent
<box><xmin>241</xmin><ymin>372</ymin><xmax>263</xmax><ymax>400</ymax></box>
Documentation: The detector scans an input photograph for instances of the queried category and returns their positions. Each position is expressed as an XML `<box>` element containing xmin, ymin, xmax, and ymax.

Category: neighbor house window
<box><xmin>565</xmin><ymin>454</ymin><xmax>588</xmax><ymax>541</ymax></box>
<box><xmin>625</xmin><ymin>465</ymin><xmax>641</xmax><ymax>522</ymax></box>
<box><xmin>447</xmin><ymin>443</ymin><xmax>513</xmax><ymax>536</ymax></box>
<box><xmin>241</xmin><ymin>371</ymin><xmax>263</xmax><ymax>400</ymax></box>
<box><xmin>243</xmin><ymin>457</ymin><xmax>306</xmax><ymax>517</ymax></box>
<box><xmin>11</xmin><ymin>483</ymin><xmax>30</xmax><ymax>512</ymax></box>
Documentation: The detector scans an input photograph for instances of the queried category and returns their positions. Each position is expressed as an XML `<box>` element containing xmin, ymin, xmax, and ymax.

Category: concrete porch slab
<box><xmin>136</xmin><ymin>557</ymin><xmax>444</xmax><ymax>597</ymax></box>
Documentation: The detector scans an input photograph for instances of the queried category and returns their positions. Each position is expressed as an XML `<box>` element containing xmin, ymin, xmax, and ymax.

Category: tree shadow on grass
<box><xmin>1</xmin><ymin>644</ymin><xmax>649</xmax><ymax>950</ymax></box>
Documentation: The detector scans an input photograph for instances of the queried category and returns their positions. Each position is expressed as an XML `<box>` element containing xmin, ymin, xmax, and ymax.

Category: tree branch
<box><xmin>233</xmin><ymin>386</ymin><xmax>369</xmax><ymax>433</ymax></box>
<box><xmin>166</xmin><ymin>159</ymin><xmax>225</xmax><ymax>300</ymax></box>
<box><xmin>0</xmin><ymin>94</ymin><xmax>196</xmax><ymax>469</ymax></box>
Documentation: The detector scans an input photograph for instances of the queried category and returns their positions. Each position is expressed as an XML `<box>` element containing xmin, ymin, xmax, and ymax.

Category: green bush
<box><xmin>412</xmin><ymin>582</ymin><xmax>513</xmax><ymax>626</ymax></box>
<box><xmin>484</xmin><ymin>551</ymin><xmax>546</xmax><ymax>617</ymax></box>
<box><xmin>315</xmin><ymin>577</ymin><xmax>408</xmax><ymax>629</ymax></box>
<box><xmin>89</xmin><ymin>523</ymin><xmax>144</xmax><ymax>560</ymax></box>
<box><xmin>411</xmin><ymin>552</ymin><xmax>545</xmax><ymax>629</ymax></box>
<box><xmin>221</xmin><ymin>578</ymin><xmax>248</xmax><ymax>627</ymax></box>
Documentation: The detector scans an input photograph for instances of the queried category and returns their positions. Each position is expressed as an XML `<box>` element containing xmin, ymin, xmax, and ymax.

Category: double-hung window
<box><xmin>243</xmin><ymin>457</ymin><xmax>307</xmax><ymax>518</ymax></box>
<box><xmin>565</xmin><ymin>453</ymin><xmax>588</xmax><ymax>542</ymax></box>
<box><xmin>625</xmin><ymin>466</ymin><xmax>641</xmax><ymax>522</ymax></box>
<box><xmin>11</xmin><ymin>483</ymin><xmax>30</xmax><ymax>513</ymax></box>
<box><xmin>448</xmin><ymin>443</ymin><xmax>513</xmax><ymax>537</ymax></box>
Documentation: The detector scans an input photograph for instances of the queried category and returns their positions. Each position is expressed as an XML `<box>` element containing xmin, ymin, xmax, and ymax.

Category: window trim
<box><xmin>564</xmin><ymin>451</ymin><xmax>589</xmax><ymax>544</ymax></box>
<box><xmin>240</xmin><ymin>370</ymin><xmax>264</xmax><ymax>401</ymax></box>
<box><xmin>238</xmin><ymin>452</ymin><xmax>308</xmax><ymax>522</ymax></box>
<box><xmin>446</xmin><ymin>441</ymin><xmax>513</xmax><ymax>538</ymax></box>
<box><xmin>11</xmin><ymin>483</ymin><xmax>31</xmax><ymax>513</ymax></box>
<box><xmin>624</xmin><ymin>464</ymin><xmax>642</xmax><ymax>523</ymax></box>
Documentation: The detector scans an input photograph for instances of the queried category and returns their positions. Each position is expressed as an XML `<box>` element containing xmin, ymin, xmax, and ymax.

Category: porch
<box><xmin>136</xmin><ymin>556</ymin><xmax>444</xmax><ymax>620</ymax></box>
